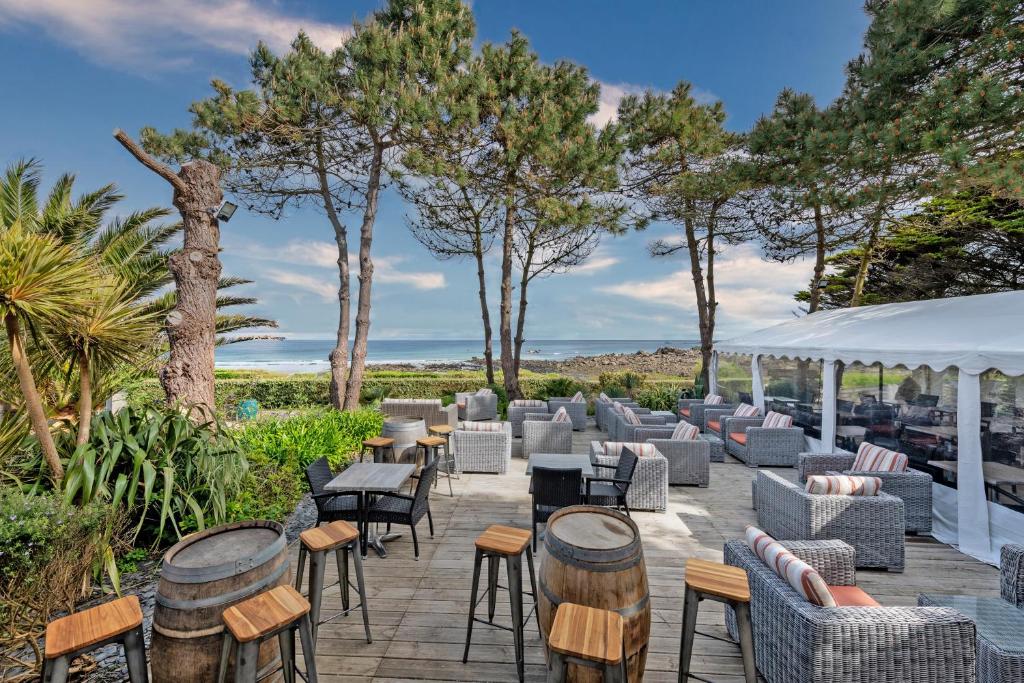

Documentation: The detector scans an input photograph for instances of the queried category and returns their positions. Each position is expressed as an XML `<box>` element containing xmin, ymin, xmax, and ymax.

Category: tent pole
<box><xmin>821</xmin><ymin>360</ymin><xmax>837</xmax><ymax>452</ymax></box>
<box><xmin>708</xmin><ymin>351</ymin><xmax>719</xmax><ymax>396</ymax></box>
<box><xmin>956</xmin><ymin>370</ymin><xmax>992</xmax><ymax>562</ymax></box>
<box><xmin>751</xmin><ymin>355</ymin><xmax>765</xmax><ymax>414</ymax></box>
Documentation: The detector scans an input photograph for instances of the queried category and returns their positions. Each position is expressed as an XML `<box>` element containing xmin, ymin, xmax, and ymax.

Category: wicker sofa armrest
<box><xmin>524</xmin><ymin>412</ymin><xmax>555</xmax><ymax>422</ymax></box>
<box><xmin>647</xmin><ymin>438</ymin><xmax>708</xmax><ymax>458</ymax></box>
<box><xmin>677</xmin><ymin>398</ymin><xmax>703</xmax><ymax>409</ymax></box>
<box><xmin>637</xmin><ymin>415</ymin><xmax>667</xmax><ymax>425</ymax></box>
<box><xmin>778</xmin><ymin>540</ymin><xmax>857</xmax><ymax>586</ymax></box>
<box><xmin>799</xmin><ymin>452</ymin><xmax>856</xmax><ymax>483</ymax></box>
<box><xmin>1000</xmin><ymin>543</ymin><xmax>1024</xmax><ymax>608</ymax></box>
<box><xmin>745</xmin><ymin>426</ymin><xmax>806</xmax><ymax>450</ymax></box>
<box><xmin>721</xmin><ymin>415</ymin><xmax>764</xmax><ymax>435</ymax></box>
<box><xmin>633</xmin><ymin>426</ymin><xmax>675</xmax><ymax>441</ymax></box>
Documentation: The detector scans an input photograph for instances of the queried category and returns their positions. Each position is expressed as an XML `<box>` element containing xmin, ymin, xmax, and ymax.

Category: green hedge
<box><xmin>128</xmin><ymin>374</ymin><xmax>691</xmax><ymax>411</ymax></box>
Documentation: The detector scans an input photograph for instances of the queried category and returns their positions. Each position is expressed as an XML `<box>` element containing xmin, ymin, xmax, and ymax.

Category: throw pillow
<box><xmin>851</xmin><ymin>442</ymin><xmax>908</xmax><ymax>473</ymax></box>
<box><xmin>671</xmin><ymin>421</ymin><xmax>700</xmax><ymax>440</ymax></box>
<box><xmin>612</xmin><ymin>401</ymin><xmax>625</xmax><ymax>415</ymax></box>
<box><xmin>570</xmin><ymin>391</ymin><xmax>585</xmax><ymax>403</ymax></box>
<box><xmin>762</xmin><ymin>411</ymin><xmax>793</xmax><ymax>428</ymax></box>
<box><xmin>461</xmin><ymin>421</ymin><xmax>506</xmax><ymax>432</ymax></box>
<box><xmin>704</xmin><ymin>394</ymin><xmax>724</xmax><ymax>405</ymax></box>
<box><xmin>551</xmin><ymin>406</ymin><xmax>572</xmax><ymax>423</ymax></box>
<box><xmin>805</xmin><ymin>475</ymin><xmax>882</xmax><ymax>496</ymax></box>
<box><xmin>598</xmin><ymin>392</ymin><xmax>611</xmax><ymax>403</ymax></box>
<box><xmin>475</xmin><ymin>387</ymin><xmax>493</xmax><ymax>396</ymax></box>
<box><xmin>734</xmin><ymin>403</ymin><xmax>759</xmax><ymax>417</ymax></box>
<box><xmin>510</xmin><ymin>399</ymin><xmax>546</xmax><ymax>407</ymax></box>
<box><xmin>744</xmin><ymin>526</ymin><xmax>835</xmax><ymax>607</ymax></box>
<box><xmin>622</xmin><ymin>407</ymin><xmax>642</xmax><ymax>426</ymax></box>
<box><xmin>603</xmin><ymin>442</ymin><xmax>658</xmax><ymax>458</ymax></box>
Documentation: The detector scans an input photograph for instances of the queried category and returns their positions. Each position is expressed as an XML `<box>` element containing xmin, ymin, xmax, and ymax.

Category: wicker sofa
<box><xmin>631</xmin><ymin>432</ymin><xmax>710</xmax><ymax>486</ymax></box>
<box><xmin>723</xmin><ymin>415</ymin><xmax>806</xmax><ymax>467</ymax></box>
<box><xmin>723</xmin><ymin>538</ymin><xmax>976</xmax><ymax>683</ymax></box>
<box><xmin>380</xmin><ymin>398</ymin><xmax>457</xmax><ymax>428</ymax></box>
<box><xmin>634</xmin><ymin>423</ymin><xmax>725</xmax><ymax>463</ymax></box>
<box><xmin>797</xmin><ymin>451</ymin><xmax>933</xmax><ymax>534</ymax></box>
<box><xmin>545</xmin><ymin>397</ymin><xmax>588</xmax><ymax>431</ymax></box>
<box><xmin>595</xmin><ymin>397</ymin><xmax>632</xmax><ymax>430</ymax></box>
<box><xmin>589</xmin><ymin>442</ymin><xmax>668</xmax><ymax>512</ymax></box>
<box><xmin>522</xmin><ymin>413</ymin><xmax>572</xmax><ymax>458</ymax></box>
<box><xmin>452</xmin><ymin>422</ymin><xmax>511</xmax><ymax>474</ymax></box>
<box><xmin>755</xmin><ymin>470</ymin><xmax>906</xmax><ymax>571</ymax></box>
<box><xmin>678</xmin><ymin>399</ymin><xmax>736</xmax><ymax>432</ymax></box>
<box><xmin>606</xmin><ymin>407</ymin><xmax>659</xmax><ymax>441</ymax></box>
<box><xmin>455</xmin><ymin>391</ymin><xmax>499</xmax><ymax>421</ymax></box>
<box><xmin>507</xmin><ymin>399</ymin><xmax>547</xmax><ymax>437</ymax></box>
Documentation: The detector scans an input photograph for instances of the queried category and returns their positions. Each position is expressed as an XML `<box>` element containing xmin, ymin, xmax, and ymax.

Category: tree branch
<box><xmin>113</xmin><ymin>128</ymin><xmax>187</xmax><ymax>194</ymax></box>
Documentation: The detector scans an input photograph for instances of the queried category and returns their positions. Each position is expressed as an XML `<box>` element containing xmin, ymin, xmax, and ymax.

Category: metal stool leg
<box><xmin>297</xmin><ymin>615</ymin><xmax>319</xmax><ymax>683</ymax></box>
<box><xmin>294</xmin><ymin>545</ymin><xmax>307</xmax><ymax>592</ymax></box>
<box><xmin>278</xmin><ymin>627</ymin><xmax>296</xmax><ymax>683</ymax></box>
<box><xmin>462</xmin><ymin>548</ymin><xmax>484</xmax><ymax>663</ymax></box>
<box><xmin>43</xmin><ymin>656</ymin><xmax>70</xmax><ymax>683</ymax></box>
<box><xmin>507</xmin><ymin>553</ymin><xmax>525</xmax><ymax>683</ymax></box>
<box><xmin>233</xmin><ymin>640</ymin><xmax>260</xmax><ymax>683</ymax></box>
<box><xmin>677</xmin><ymin>586</ymin><xmax>700</xmax><ymax>683</ymax></box>
<box><xmin>217</xmin><ymin>633</ymin><xmax>233</xmax><ymax>683</ymax></box>
<box><xmin>123</xmin><ymin>625</ymin><xmax>149</xmax><ymax>683</ymax></box>
<box><xmin>308</xmin><ymin>549</ymin><xmax>327</xmax><ymax>650</ymax></box>
<box><xmin>546</xmin><ymin>651</ymin><xmax>567</xmax><ymax>683</ymax></box>
<box><xmin>486</xmin><ymin>554</ymin><xmax>499</xmax><ymax>622</ymax></box>
<box><xmin>350</xmin><ymin>541</ymin><xmax>373</xmax><ymax>643</ymax></box>
<box><xmin>525</xmin><ymin>545</ymin><xmax>540</xmax><ymax>635</ymax></box>
<box><xmin>733</xmin><ymin>600</ymin><xmax>757</xmax><ymax>683</ymax></box>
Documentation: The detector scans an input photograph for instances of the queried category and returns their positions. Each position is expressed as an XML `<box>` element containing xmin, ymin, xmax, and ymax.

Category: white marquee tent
<box><xmin>713</xmin><ymin>290</ymin><xmax>1024</xmax><ymax>564</ymax></box>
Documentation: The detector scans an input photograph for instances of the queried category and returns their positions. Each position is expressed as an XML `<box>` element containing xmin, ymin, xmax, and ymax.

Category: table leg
<box><xmin>363</xmin><ymin>492</ymin><xmax>403</xmax><ymax>558</ymax></box>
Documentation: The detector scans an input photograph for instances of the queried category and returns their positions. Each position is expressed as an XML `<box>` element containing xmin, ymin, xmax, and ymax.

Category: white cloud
<box><xmin>264</xmin><ymin>269</ymin><xmax>337</xmax><ymax>303</ymax></box>
<box><xmin>592</xmin><ymin>81</ymin><xmax>719</xmax><ymax>128</ymax></box>
<box><xmin>570</xmin><ymin>251</ymin><xmax>620</xmax><ymax>275</ymax></box>
<box><xmin>237</xmin><ymin>238</ymin><xmax>447</xmax><ymax>290</ymax></box>
<box><xmin>0</xmin><ymin>0</ymin><xmax>350</xmax><ymax>70</ymax></box>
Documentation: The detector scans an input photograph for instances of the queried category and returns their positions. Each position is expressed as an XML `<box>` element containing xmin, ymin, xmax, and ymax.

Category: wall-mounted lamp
<box><xmin>215</xmin><ymin>201</ymin><xmax>238</xmax><ymax>222</ymax></box>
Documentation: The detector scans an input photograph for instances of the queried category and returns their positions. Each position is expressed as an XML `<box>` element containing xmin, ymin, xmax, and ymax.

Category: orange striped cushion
<box><xmin>805</xmin><ymin>475</ymin><xmax>882</xmax><ymax>496</ymax></box>
<box><xmin>745</xmin><ymin>526</ymin><xmax>835</xmax><ymax>607</ymax></box>
<box><xmin>603</xmin><ymin>442</ymin><xmax>658</xmax><ymax>458</ymax></box>
<box><xmin>851</xmin><ymin>442</ymin><xmax>908</xmax><ymax>472</ymax></box>
<box><xmin>735</xmin><ymin>403</ymin><xmax>759</xmax><ymax>417</ymax></box>
<box><xmin>570</xmin><ymin>391</ymin><xmax>585</xmax><ymax>403</ymax></box>
<box><xmin>704</xmin><ymin>394</ymin><xmax>724</xmax><ymax>405</ymax></box>
<box><xmin>679</xmin><ymin>407</ymin><xmax>691</xmax><ymax>417</ymax></box>
<box><xmin>550</xmin><ymin>407</ymin><xmax>572</xmax><ymax>423</ymax></box>
<box><xmin>762</xmin><ymin>411</ymin><xmax>793</xmax><ymax>428</ymax></box>
<box><xmin>461</xmin><ymin>421</ymin><xmax>505</xmax><ymax>432</ymax></box>
<box><xmin>622</xmin><ymin>407</ymin><xmax>642</xmax><ymax>425</ymax></box>
<box><xmin>671</xmin><ymin>421</ymin><xmax>699</xmax><ymax>440</ymax></box>
<box><xmin>707</xmin><ymin>420</ymin><xmax>721</xmax><ymax>433</ymax></box>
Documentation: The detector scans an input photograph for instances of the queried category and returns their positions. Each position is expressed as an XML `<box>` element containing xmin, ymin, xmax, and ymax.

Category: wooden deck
<box><xmin>298</xmin><ymin>420</ymin><xmax>1000</xmax><ymax>682</ymax></box>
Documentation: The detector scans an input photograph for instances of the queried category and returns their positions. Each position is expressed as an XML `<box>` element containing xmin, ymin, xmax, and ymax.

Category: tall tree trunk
<box><xmin>850</xmin><ymin>218</ymin><xmax>880</xmax><ymax>307</ymax></box>
<box><xmin>317</xmin><ymin>145</ymin><xmax>350</xmax><ymax>410</ymax></box>
<box><xmin>76</xmin><ymin>351</ymin><xmax>92</xmax><ymax>446</ymax></box>
<box><xmin>807</xmin><ymin>201</ymin><xmax>827</xmax><ymax>314</ymax></box>
<box><xmin>473</xmin><ymin>236</ymin><xmax>495</xmax><ymax>385</ymax></box>
<box><xmin>683</xmin><ymin>204</ymin><xmax>712</xmax><ymax>396</ymax></box>
<box><xmin>114</xmin><ymin>130</ymin><xmax>221</xmax><ymax>416</ymax></box>
<box><xmin>705</xmin><ymin>212</ymin><xmax>718</xmax><ymax>387</ymax></box>
<box><xmin>344</xmin><ymin>145</ymin><xmax>384</xmax><ymax>410</ymax></box>
<box><xmin>513</xmin><ymin>257</ymin><xmax>532</xmax><ymax>378</ymax></box>
<box><xmin>498</xmin><ymin>199</ymin><xmax>522</xmax><ymax>399</ymax></box>
<box><xmin>4</xmin><ymin>314</ymin><xmax>63</xmax><ymax>481</ymax></box>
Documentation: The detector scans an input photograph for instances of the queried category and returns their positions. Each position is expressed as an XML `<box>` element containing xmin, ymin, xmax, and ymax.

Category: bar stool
<box><xmin>428</xmin><ymin>424</ymin><xmax>457</xmax><ymax>480</ymax></box>
<box><xmin>463</xmin><ymin>525</ymin><xmax>538</xmax><ymax>683</ymax></box>
<box><xmin>416</xmin><ymin>435</ymin><xmax>453</xmax><ymax>496</ymax></box>
<box><xmin>546</xmin><ymin>602</ymin><xmax>627</xmax><ymax>683</ymax></box>
<box><xmin>218</xmin><ymin>584</ymin><xmax>317</xmax><ymax>683</ymax></box>
<box><xmin>44</xmin><ymin>595</ymin><xmax>147</xmax><ymax>683</ymax></box>
<box><xmin>678</xmin><ymin>558</ymin><xmax>756</xmax><ymax>683</ymax></box>
<box><xmin>361</xmin><ymin>436</ymin><xmax>395</xmax><ymax>463</ymax></box>
<box><xmin>294</xmin><ymin>520</ymin><xmax>371</xmax><ymax>649</ymax></box>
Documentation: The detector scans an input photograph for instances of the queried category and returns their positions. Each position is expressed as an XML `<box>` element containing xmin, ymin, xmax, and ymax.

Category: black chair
<box><xmin>364</xmin><ymin>459</ymin><xmax>436</xmax><ymax>559</ymax></box>
<box><xmin>531</xmin><ymin>467</ymin><xmax>583</xmax><ymax>551</ymax></box>
<box><xmin>305</xmin><ymin>457</ymin><xmax>361</xmax><ymax>526</ymax></box>
<box><xmin>585</xmin><ymin>448</ymin><xmax>639</xmax><ymax>518</ymax></box>
<box><xmin>913</xmin><ymin>394</ymin><xmax>940</xmax><ymax>407</ymax></box>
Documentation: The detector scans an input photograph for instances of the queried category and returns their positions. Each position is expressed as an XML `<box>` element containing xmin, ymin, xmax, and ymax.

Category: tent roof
<box><xmin>715</xmin><ymin>290</ymin><xmax>1024</xmax><ymax>376</ymax></box>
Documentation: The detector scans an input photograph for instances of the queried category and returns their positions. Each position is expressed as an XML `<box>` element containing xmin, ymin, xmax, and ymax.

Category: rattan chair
<box><xmin>531</xmin><ymin>466</ymin><xmax>583</xmax><ymax>551</ymax></box>
<box><xmin>452</xmin><ymin>422</ymin><xmax>512</xmax><ymax>474</ymax></box>
<box><xmin>723</xmin><ymin>415</ymin><xmax>806</xmax><ymax>467</ymax></box>
<box><xmin>305</xmin><ymin>457</ymin><xmax>360</xmax><ymax>526</ymax></box>
<box><xmin>545</xmin><ymin>398</ymin><xmax>588</xmax><ymax>431</ymax></box>
<box><xmin>364</xmin><ymin>460</ymin><xmax>436</xmax><ymax>559</ymax></box>
<box><xmin>585</xmin><ymin>448</ymin><xmax>639</xmax><ymax>517</ymax></box>
<box><xmin>455</xmin><ymin>391</ymin><xmax>499</xmax><ymax>421</ymax></box>
<box><xmin>508</xmin><ymin>399</ymin><xmax>547</xmax><ymax>437</ymax></box>
<box><xmin>589</xmin><ymin>442</ymin><xmax>669</xmax><ymax>512</ymax></box>
<box><xmin>678</xmin><ymin>400</ymin><xmax>736</xmax><ymax>432</ymax></box>
<box><xmin>522</xmin><ymin>413</ymin><xmax>572</xmax><ymax>458</ymax></box>
<box><xmin>595</xmin><ymin>397</ymin><xmax>632</xmax><ymax>431</ymax></box>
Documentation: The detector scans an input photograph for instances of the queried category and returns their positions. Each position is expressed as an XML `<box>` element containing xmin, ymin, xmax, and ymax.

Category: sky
<box><xmin>0</xmin><ymin>0</ymin><xmax>871</xmax><ymax>341</ymax></box>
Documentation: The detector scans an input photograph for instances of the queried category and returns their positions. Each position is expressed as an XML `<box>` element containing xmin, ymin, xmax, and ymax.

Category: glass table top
<box><xmin>920</xmin><ymin>594</ymin><xmax>1024</xmax><ymax>652</ymax></box>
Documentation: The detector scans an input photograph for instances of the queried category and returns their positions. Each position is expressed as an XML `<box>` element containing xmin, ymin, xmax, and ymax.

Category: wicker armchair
<box><xmin>678</xmin><ymin>400</ymin><xmax>736</xmax><ymax>432</ymax></box>
<box><xmin>507</xmin><ymin>399</ymin><xmax>547</xmax><ymax>437</ymax></box>
<box><xmin>645</xmin><ymin>437</ymin><xmax>710</xmax><ymax>486</ymax></box>
<box><xmin>797</xmin><ymin>452</ymin><xmax>933</xmax><ymax>534</ymax></box>
<box><xmin>595</xmin><ymin>397</ymin><xmax>632</xmax><ymax>430</ymax></box>
<box><xmin>1002</xmin><ymin>543</ymin><xmax>1024</xmax><ymax>609</ymax></box>
<box><xmin>452</xmin><ymin>422</ymin><xmax>511</xmax><ymax>474</ymax></box>
<box><xmin>380</xmin><ymin>398</ymin><xmax>457</xmax><ymax>428</ymax></box>
<box><xmin>522</xmin><ymin>413</ymin><xmax>572</xmax><ymax>458</ymax></box>
<box><xmin>545</xmin><ymin>398</ymin><xmax>588</xmax><ymax>431</ymax></box>
<box><xmin>633</xmin><ymin>424</ymin><xmax>725</xmax><ymax>463</ymax></box>
<box><xmin>589</xmin><ymin>442</ymin><xmax>668</xmax><ymax>512</ymax></box>
<box><xmin>723</xmin><ymin>415</ymin><xmax>806</xmax><ymax>467</ymax></box>
<box><xmin>755</xmin><ymin>470</ymin><xmax>905</xmax><ymax>571</ymax></box>
<box><xmin>607</xmin><ymin>409</ymin><xmax>658</xmax><ymax>441</ymax></box>
<box><xmin>455</xmin><ymin>391</ymin><xmax>499</xmax><ymax>421</ymax></box>
<box><xmin>723</xmin><ymin>539</ymin><xmax>976</xmax><ymax>683</ymax></box>
<box><xmin>703</xmin><ymin>406</ymin><xmax>755</xmax><ymax>438</ymax></box>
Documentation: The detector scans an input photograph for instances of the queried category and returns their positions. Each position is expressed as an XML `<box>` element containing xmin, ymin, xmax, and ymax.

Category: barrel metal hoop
<box><xmin>151</xmin><ymin>622</ymin><xmax>225</xmax><ymax>639</ymax></box>
<box><xmin>539</xmin><ymin>581</ymin><xmax>649</xmax><ymax>618</ymax></box>
<box><xmin>155</xmin><ymin>561</ymin><xmax>287</xmax><ymax>610</ymax></box>
<box><xmin>160</xmin><ymin>527</ymin><xmax>286</xmax><ymax>583</ymax></box>
<box><xmin>545</xmin><ymin>535</ymin><xmax>640</xmax><ymax>571</ymax></box>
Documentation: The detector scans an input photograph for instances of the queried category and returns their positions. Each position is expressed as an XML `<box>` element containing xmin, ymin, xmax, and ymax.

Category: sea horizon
<box><xmin>216</xmin><ymin>338</ymin><xmax>700</xmax><ymax>373</ymax></box>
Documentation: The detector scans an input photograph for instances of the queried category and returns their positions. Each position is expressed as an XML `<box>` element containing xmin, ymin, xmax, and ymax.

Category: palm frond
<box><xmin>215</xmin><ymin>295</ymin><xmax>258</xmax><ymax>309</ymax></box>
<box><xmin>216</xmin><ymin>334</ymin><xmax>285</xmax><ymax>346</ymax></box>
<box><xmin>215</xmin><ymin>314</ymin><xmax>278</xmax><ymax>335</ymax></box>
<box><xmin>0</xmin><ymin>158</ymin><xmax>41</xmax><ymax>228</ymax></box>
<box><xmin>217</xmin><ymin>276</ymin><xmax>253</xmax><ymax>290</ymax></box>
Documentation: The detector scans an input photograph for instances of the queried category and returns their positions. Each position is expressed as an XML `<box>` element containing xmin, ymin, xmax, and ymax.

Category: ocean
<box><xmin>216</xmin><ymin>338</ymin><xmax>699</xmax><ymax>373</ymax></box>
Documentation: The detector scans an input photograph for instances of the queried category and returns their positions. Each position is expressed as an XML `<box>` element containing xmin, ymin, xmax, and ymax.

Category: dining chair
<box><xmin>531</xmin><ymin>467</ymin><xmax>583</xmax><ymax>551</ymax></box>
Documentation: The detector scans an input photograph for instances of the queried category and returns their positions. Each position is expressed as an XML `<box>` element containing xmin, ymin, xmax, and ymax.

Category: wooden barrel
<box><xmin>382</xmin><ymin>416</ymin><xmax>426</xmax><ymax>464</ymax></box>
<box><xmin>150</xmin><ymin>520</ymin><xmax>289</xmax><ymax>682</ymax></box>
<box><xmin>538</xmin><ymin>506</ymin><xmax>650</xmax><ymax>682</ymax></box>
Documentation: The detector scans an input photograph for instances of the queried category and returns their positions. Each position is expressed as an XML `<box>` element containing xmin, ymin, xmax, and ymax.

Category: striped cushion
<box><xmin>622</xmin><ymin>407</ymin><xmax>642</xmax><ymax>426</ymax></box>
<box><xmin>805</xmin><ymin>475</ymin><xmax>883</xmax><ymax>496</ymax></box>
<box><xmin>475</xmin><ymin>387</ymin><xmax>494</xmax><ymax>396</ymax></box>
<box><xmin>612</xmin><ymin>401</ymin><xmax>625</xmax><ymax>415</ymax></box>
<box><xmin>510</xmin><ymin>399</ymin><xmax>546</xmax><ymax>407</ymax></box>
<box><xmin>745</xmin><ymin>527</ymin><xmax>835</xmax><ymax>607</ymax></box>
<box><xmin>762</xmin><ymin>411</ymin><xmax>793</xmax><ymax>428</ymax></box>
<box><xmin>550</xmin><ymin>407</ymin><xmax>572</xmax><ymax>423</ymax></box>
<box><xmin>603</xmin><ymin>442</ymin><xmax>658</xmax><ymax>458</ymax></box>
<box><xmin>598</xmin><ymin>392</ymin><xmax>611</xmax><ymax>403</ymax></box>
<box><xmin>671</xmin><ymin>421</ymin><xmax>700</xmax><ymax>440</ymax></box>
<box><xmin>460</xmin><ymin>421</ymin><xmax>505</xmax><ymax>432</ymax></box>
<box><xmin>735</xmin><ymin>403</ymin><xmax>759</xmax><ymax>417</ymax></box>
<box><xmin>851</xmin><ymin>442</ymin><xmax>908</xmax><ymax>473</ymax></box>
<box><xmin>704</xmin><ymin>394</ymin><xmax>724</xmax><ymax>405</ymax></box>
<box><xmin>570</xmin><ymin>391</ymin><xmax>585</xmax><ymax>403</ymax></box>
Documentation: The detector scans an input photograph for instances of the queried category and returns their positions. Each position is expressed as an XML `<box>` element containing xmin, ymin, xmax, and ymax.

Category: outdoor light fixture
<box><xmin>215</xmin><ymin>201</ymin><xmax>238</xmax><ymax>222</ymax></box>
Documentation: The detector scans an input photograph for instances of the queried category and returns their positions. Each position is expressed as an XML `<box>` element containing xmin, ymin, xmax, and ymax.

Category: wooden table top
<box><xmin>46</xmin><ymin>595</ymin><xmax>143</xmax><ymax>658</ymax></box>
<box><xmin>928</xmin><ymin>460</ymin><xmax>1024</xmax><ymax>486</ymax></box>
<box><xmin>547</xmin><ymin>602</ymin><xmax>624</xmax><ymax>665</ymax></box>
<box><xmin>222</xmin><ymin>585</ymin><xmax>309</xmax><ymax>643</ymax></box>
<box><xmin>684</xmin><ymin>558</ymin><xmax>750</xmax><ymax>603</ymax></box>
<box><xmin>475</xmin><ymin>524</ymin><xmax>532</xmax><ymax>556</ymax></box>
<box><xmin>526</xmin><ymin>453</ymin><xmax>594</xmax><ymax>477</ymax></box>
<box><xmin>326</xmin><ymin>462</ymin><xmax>416</xmax><ymax>493</ymax></box>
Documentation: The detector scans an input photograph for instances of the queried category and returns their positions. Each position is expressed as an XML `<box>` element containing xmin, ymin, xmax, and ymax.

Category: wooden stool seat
<box><xmin>684</xmin><ymin>558</ymin><xmax>750</xmax><ymax>603</ymax></box>
<box><xmin>46</xmin><ymin>595</ymin><xmax>143</xmax><ymax>658</ymax></box>
<box><xmin>300</xmin><ymin>520</ymin><xmax>359</xmax><ymax>552</ymax></box>
<box><xmin>222</xmin><ymin>585</ymin><xmax>309</xmax><ymax>643</ymax></box>
<box><xmin>428</xmin><ymin>424</ymin><xmax>454</xmax><ymax>435</ymax></box>
<box><xmin>362</xmin><ymin>436</ymin><xmax>394</xmax><ymax>449</ymax></box>
<box><xmin>475</xmin><ymin>525</ymin><xmax>532</xmax><ymax>556</ymax></box>
<box><xmin>549</xmin><ymin>603</ymin><xmax>624</xmax><ymax>665</ymax></box>
<box><xmin>416</xmin><ymin>435</ymin><xmax>447</xmax><ymax>448</ymax></box>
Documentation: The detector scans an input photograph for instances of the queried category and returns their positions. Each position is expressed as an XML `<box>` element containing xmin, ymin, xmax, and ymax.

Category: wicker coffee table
<box><xmin>919</xmin><ymin>593</ymin><xmax>1024</xmax><ymax>682</ymax></box>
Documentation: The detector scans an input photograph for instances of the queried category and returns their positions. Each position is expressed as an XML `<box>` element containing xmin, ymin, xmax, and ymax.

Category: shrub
<box><xmin>58</xmin><ymin>405</ymin><xmax>248</xmax><ymax>546</ymax></box>
<box><xmin>235</xmin><ymin>409</ymin><xmax>383</xmax><ymax>471</ymax></box>
<box><xmin>634</xmin><ymin>386</ymin><xmax>683</xmax><ymax>411</ymax></box>
<box><xmin>540</xmin><ymin>376</ymin><xmax>586</xmax><ymax>400</ymax></box>
<box><xmin>597</xmin><ymin>371</ymin><xmax>647</xmax><ymax>398</ymax></box>
<box><xmin>225</xmin><ymin>452</ymin><xmax>305</xmax><ymax>524</ymax></box>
